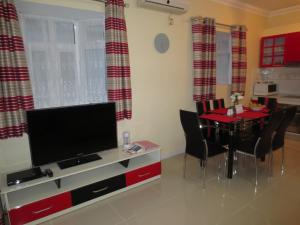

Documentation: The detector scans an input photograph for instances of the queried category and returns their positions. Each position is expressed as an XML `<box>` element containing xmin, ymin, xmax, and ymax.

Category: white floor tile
<box><xmin>45</xmin><ymin>138</ymin><xmax>300</xmax><ymax>225</ymax></box>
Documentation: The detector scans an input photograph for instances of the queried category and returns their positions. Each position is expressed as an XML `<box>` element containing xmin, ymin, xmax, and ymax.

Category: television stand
<box><xmin>57</xmin><ymin>154</ymin><xmax>102</xmax><ymax>169</ymax></box>
<box><xmin>0</xmin><ymin>142</ymin><xmax>161</xmax><ymax>225</ymax></box>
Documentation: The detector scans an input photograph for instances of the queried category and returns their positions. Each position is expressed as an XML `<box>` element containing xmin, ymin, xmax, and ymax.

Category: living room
<box><xmin>1</xmin><ymin>0</ymin><xmax>300</xmax><ymax>224</ymax></box>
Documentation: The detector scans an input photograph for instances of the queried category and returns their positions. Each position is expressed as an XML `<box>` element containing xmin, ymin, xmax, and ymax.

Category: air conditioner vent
<box><xmin>137</xmin><ymin>0</ymin><xmax>190</xmax><ymax>14</ymax></box>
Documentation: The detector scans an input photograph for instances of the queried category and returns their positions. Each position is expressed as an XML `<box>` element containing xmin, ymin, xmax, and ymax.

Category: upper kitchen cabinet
<box><xmin>260</xmin><ymin>32</ymin><xmax>300</xmax><ymax>67</ymax></box>
<box><xmin>284</xmin><ymin>32</ymin><xmax>300</xmax><ymax>64</ymax></box>
<box><xmin>260</xmin><ymin>34</ymin><xmax>286</xmax><ymax>67</ymax></box>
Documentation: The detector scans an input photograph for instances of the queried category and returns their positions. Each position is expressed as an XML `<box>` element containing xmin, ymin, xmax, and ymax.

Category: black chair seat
<box><xmin>272</xmin><ymin>106</ymin><xmax>297</xmax><ymax>150</ymax></box>
<box><xmin>234</xmin><ymin>111</ymin><xmax>283</xmax><ymax>158</ymax></box>
<box><xmin>207</xmin><ymin>141</ymin><xmax>227</xmax><ymax>157</ymax></box>
<box><xmin>234</xmin><ymin>136</ymin><xmax>257</xmax><ymax>156</ymax></box>
<box><xmin>272</xmin><ymin>106</ymin><xmax>297</xmax><ymax>174</ymax></box>
<box><xmin>231</xmin><ymin>110</ymin><xmax>284</xmax><ymax>187</ymax></box>
<box><xmin>200</xmin><ymin>126</ymin><xmax>229</xmax><ymax>146</ymax></box>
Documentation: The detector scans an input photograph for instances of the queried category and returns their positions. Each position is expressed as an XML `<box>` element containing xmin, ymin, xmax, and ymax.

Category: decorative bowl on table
<box><xmin>249</xmin><ymin>102</ymin><xmax>264</xmax><ymax>111</ymax></box>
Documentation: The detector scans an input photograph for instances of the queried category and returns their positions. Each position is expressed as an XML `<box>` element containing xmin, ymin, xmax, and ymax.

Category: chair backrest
<box><xmin>213</xmin><ymin>99</ymin><xmax>225</xmax><ymax>109</ymax></box>
<box><xmin>255</xmin><ymin>110</ymin><xmax>284</xmax><ymax>157</ymax></box>
<box><xmin>258</xmin><ymin>97</ymin><xmax>278</xmax><ymax>112</ymax></box>
<box><xmin>273</xmin><ymin>106</ymin><xmax>297</xmax><ymax>150</ymax></box>
<box><xmin>180</xmin><ymin>110</ymin><xmax>206</xmax><ymax>160</ymax></box>
<box><xmin>196</xmin><ymin>100</ymin><xmax>211</xmax><ymax>115</ymax></box>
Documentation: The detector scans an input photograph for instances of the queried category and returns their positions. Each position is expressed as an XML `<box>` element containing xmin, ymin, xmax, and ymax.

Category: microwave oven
<box><xmin>253</xmin><ymin>82</ymin><xmax>278</xmax><ymax>96</ymax></box>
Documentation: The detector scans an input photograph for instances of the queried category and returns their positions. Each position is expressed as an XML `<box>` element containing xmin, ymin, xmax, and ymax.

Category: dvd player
<box><xmin>7</xmin><ymin>167</ymin><xmax>44</xmax><ymax>186</ymax></box>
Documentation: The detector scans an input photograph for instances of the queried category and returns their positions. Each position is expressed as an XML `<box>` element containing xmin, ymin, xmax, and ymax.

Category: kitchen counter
<box><xmin>253</xmin><ymin>94</ymin><xmax>300</xmax><ymax>135</ymax></box>
<box><xmin>253</xmin><ymin>94</ymin><xmax>300</xmax><ymax>106</ymax></box>
<box><xmin>277</xmin><ymin>95</ymin><xmax>300</xmax><ymax>105</ymax></box>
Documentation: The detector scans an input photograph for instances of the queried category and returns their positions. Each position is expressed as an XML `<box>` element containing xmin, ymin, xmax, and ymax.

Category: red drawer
<box><xmin>9</xmin><ymin>192</ymin><xmax>72</xmax><ymax>225</ymax></box>
<box><xmin>126</xmin><ymin>162</ymin><xmax>161</xmax><ymax>186</ymax></box>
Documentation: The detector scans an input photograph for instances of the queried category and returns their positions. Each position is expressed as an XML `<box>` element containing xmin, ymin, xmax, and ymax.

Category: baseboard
<box><xmin>161</xmin><ymin>148</ymin><xmax>184</xmax><ymax>160</ymax></box>
<box><xmin>286</xmin><ymin>132</ymin><xmax>300</xmax><ymax>141</ymax></box>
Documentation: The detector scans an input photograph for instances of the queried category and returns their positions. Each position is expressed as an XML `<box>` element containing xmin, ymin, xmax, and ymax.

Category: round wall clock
<box><xmin>154</xmin><ymin>33</ymin><xmax>169</xmax><ymax>53</ymax></box>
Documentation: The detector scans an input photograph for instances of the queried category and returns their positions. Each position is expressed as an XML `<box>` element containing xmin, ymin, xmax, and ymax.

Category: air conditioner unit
<box><xmin>137</xmin><ymin>0</ymin><xmax>190</xmax><ymax>14</ymax></box>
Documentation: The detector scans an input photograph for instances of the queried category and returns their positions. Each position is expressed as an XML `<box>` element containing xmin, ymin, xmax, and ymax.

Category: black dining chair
<box><xmin>213</xmin><ymin>98</ymin><xmax>225</xmax><ymax>109</ymax></box>
<box><xmin>196</xmin><ymin>100</ymin><xmax>211</xmax><ymax>115</ymax></box>
<box><xmin>233</xmin><ymin>110</ymin><xmax>284</xmax><ymax>188</ymax></box>
<box><xmin>212</xmin><ymin>98</ymin><xmax>229</xmax><ymax>143</ymax></box>
<box><xmin>258</xmin><ymin>97</ymin><xmax>278</xmax><ymax>112</ymax></box>
<box><xmin>272</xmin><ymin>106</ymin><xmax>297</xmax><ymax>175</ymax></box>
<box><xmin>180</xmin><ymin>110</ymin><xmax>227</xmax><ymax>188</ymax></box>
<box><xmin>196</xmin><ymin>100</ymin><xmax>214</xmax><ymax>140</ymax></box>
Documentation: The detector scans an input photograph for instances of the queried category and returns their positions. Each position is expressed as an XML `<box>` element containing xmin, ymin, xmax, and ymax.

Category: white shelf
<box><xmin>0</xmin><ymin>146</ymin><xmax>161</xmax><ymax>211</ymax></box>
<box><xmin>1</xmin><ymin>146</ymin><xmax>160</xmax><ymax>194</ymax></box>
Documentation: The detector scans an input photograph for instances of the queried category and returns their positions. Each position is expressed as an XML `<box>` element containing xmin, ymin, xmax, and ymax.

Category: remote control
<box><xmin>129</xmin><ymin>144</ymin><xmax>142</xmax><ymax>151</ymax></box>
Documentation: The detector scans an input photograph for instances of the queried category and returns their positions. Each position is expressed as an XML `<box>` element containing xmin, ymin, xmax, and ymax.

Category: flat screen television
<box><xmin>27</xmin><ymin>102</ymin><xmax>117</xmax><ymax>169</ymax></box>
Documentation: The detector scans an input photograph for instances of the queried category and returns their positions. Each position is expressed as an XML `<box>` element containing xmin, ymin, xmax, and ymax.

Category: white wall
<box><xmin>0</xmin><ymin>0</ymin><xmax>265</xmax><ymax>173</ymax></box>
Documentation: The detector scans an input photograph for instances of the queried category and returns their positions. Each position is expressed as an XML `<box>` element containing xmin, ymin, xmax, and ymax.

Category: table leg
<box><xmin>227</xmin><ymin>126</ymin><xmax>234</xmax><ymax>179</ymax></box>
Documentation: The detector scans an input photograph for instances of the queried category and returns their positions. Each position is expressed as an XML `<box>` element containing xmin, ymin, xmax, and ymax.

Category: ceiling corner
<box><xmin>210</xmin><ymin>0</ymin><xmax>269</xmax><ymax>17</ymax></box>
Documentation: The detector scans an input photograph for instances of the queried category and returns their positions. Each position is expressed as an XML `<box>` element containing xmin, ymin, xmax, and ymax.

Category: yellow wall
<box><xmin>0</xmin><ymin>0</ymin><xmax>265</xmax><ymax>173</ymax></box>
<box><xmin>264</xmin><ymin>11</ymin><xmax>300</xmax><ymax>35</ymax></box>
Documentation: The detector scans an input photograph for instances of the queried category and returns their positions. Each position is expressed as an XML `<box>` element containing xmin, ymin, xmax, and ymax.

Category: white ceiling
<box><xmin>236</xmin><ymin>0</ymin><xmax>300</xmax><ymax>11</ymax></box>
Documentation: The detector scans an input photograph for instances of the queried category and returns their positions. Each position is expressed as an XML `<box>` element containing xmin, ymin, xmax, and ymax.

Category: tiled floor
<box><xmin>43</xmin><ymin>138</ymin><xmax>300</xmax><ymax>225</ymax></box>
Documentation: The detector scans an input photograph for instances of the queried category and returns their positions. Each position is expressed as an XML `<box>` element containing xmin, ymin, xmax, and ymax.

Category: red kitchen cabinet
<box><xmin>284</xmin><ymin>32</ymin><xmax>300</xmax><ymax>64</ymax></box>
<box><xmin>260</xmin><ymin>34</ymin><xmax>286</xmax><ymax>67</ymax></box>
<box><xmin>260</xmin><ymin>32</ymin><xmax>300</xmax><ymax>67</ymax></box>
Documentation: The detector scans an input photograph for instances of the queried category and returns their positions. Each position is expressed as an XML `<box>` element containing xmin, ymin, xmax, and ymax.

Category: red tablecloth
<box><xmin>237</xmin><ymin>111</ymin><xmax>269</xmax><ymax>119</ymax></box>
<box><xmin>211</xmin><ymin>107</ymin><xmax>269</xmax><ymax>115</ymax></box>
<box><xmin>200</xmin><ymin>111</ymin><xmax>269</xmax><ymax>123</ymax></box>
<box><xmin>200</xmin><ymin>113</ymin><xmax>240</xmax><ymax>123</ymax></box>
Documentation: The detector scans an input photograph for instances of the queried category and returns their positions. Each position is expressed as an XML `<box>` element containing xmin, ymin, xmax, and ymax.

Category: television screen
<box><xmin>27</xmin><ymin>103</ymin><xmax>117</xmax><ymax>166</ymax></box>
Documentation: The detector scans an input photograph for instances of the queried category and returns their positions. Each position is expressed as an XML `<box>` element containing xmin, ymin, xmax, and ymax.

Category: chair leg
<box><xmin>254</xmin><ymin>156</ymin><xmax>258</xmax><ymax>189</ymax></box>
<box><xmin>201</xmin><ymin>160</ymin><xmax>207</xmax><ymax>189</ymax></box>
<box><xmin>217</xmin><ymin>159</ymin><xmax>222</xmax><ymax>180</ymax></box>
<box><xmin>266</xmin><ymin>153</ymin><xmax>270</xmax><ymax>175</ymax></box>
<box><xmin>224</xmin><ymin>153</ymin><xmax>227</xmax><ymax>177</ymax></box>
<box><xmin>183</xmin><ymin>153</ymin><xmax>187</xmax><ymax>178</ymax></box>
<box><xmin>269</xmin><ymin>150</ymin><xmax>274</xmax><ymax>177</ymax></box>
<box><xmin>233</xmin><ymin>152</ymin><xmax>238</xmax><ymax>175</ymax></box>
<box><xmin>281</xmin><ymin>146</ymin><xmax>285</xmax><ymax>176</ymax></box>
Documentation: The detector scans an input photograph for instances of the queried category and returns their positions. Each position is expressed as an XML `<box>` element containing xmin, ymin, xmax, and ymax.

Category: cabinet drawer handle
<box><xmin>138</xmin><ymin>172</ymin><xmax>151</xmax><ymax>178</ymax></box>
<box><xmin>32</xmin><ymin>206</ymin><xmax>53</xmax><ymax>214</ymax></box>
<box><xmin>92</xmin><ymin>186</ymin><xmax>109</xmax><ymax>193</ymax></box>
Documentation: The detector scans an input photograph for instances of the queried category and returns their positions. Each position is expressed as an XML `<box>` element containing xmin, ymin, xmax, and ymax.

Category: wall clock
<box><xmin>154</xmin><ymin>33</ymin><xmax>169</xmax><ymax>53</ymax></box>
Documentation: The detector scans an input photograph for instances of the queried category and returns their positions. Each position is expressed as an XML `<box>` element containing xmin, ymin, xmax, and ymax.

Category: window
<box><xmin>21</xmin><ymin>13</ymin><xmax>106</xmax><ymax>109</ymax></box>
<box><xmin>216</xmin><ymin>31</ymin><xmax>232</xmax><ymax>84</ymax></box>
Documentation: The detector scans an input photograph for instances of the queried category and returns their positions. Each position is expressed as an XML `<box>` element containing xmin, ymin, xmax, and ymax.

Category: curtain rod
<box><xmin>191</xmin><ymin>16</ymin><xmax>247</xmax><ymax>30</ymax></box>
<box><xmin>93</xmin><ymin>0</ymin><xmax>129</xmax><ymax>8</ymax></box>
<box><xmin>191</xmin><ymin>16</ymin><xmax>231</xmax><ymax>29</ymax></box>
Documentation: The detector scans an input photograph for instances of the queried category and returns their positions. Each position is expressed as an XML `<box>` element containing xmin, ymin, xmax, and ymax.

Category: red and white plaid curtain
<box><xmin>0</xmin><ymin>0</ymin><xmax>34</xmax><ymax>139</ymax></box>
<box><xmin>231</xmin><ymin>25</ymin><xmax>247</xmax><ymax>94</ymax></box>
<box><xmin>192</xmin><ymin>17</ymin><xmax>216</xmax><ymax>102</ymax></box>
<box><xmin>105</xmin><ymin>0</ymin><xmax>132</xmax><ymax>120</ymax></box>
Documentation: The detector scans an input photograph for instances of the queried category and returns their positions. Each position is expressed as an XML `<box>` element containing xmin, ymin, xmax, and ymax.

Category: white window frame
<box><xmin>216</xmin><ymin>31</ymin><xmax>232</xmax><ymax>85</ymax></box>
<box><xmin>20</xmin><ymin>13</ymin><xmax>107</xmax><ymax>109</ymax></box>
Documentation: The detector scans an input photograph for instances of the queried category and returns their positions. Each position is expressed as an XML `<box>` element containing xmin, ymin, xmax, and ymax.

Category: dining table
<box><xmin>199</xmin><ymin>106</ymin><xmax>269</xmax><ymax>179</ymax></box>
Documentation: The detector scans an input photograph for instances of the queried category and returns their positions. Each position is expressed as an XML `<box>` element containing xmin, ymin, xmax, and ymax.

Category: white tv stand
<box><xmin>0</xmin><ymin>143</ymin><xmax>161</xmax><ymax>225</ymax></box>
